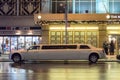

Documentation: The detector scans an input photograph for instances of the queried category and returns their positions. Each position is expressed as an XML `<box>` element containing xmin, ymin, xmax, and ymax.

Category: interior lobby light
<box><xmin>107</xmin><ymin>27</ymin><xmax>120</xmax><ymax>30</ymax></box>
<box><xmin>49</xmin><ymin>27</ymin><xmax>98</xmax><ymax>30</ymax></box>
<box><xmin>16</xmin><ymin>32</ymin><xmax>21</xmax><ymax>35</ymax></box>
<box><xmin>109</xmin><ymin>31</ymin><xmax>119</xmax><ymax>34</ymax></box>
<box><xmin>16</xmin><ymin>31</ymin><xmax>21</xmax><ymax>35</ymax></box>
<box><xmin>28</xmin><ymin>31</ymin><xmax>33</xmax><ymax>35</ymax></box>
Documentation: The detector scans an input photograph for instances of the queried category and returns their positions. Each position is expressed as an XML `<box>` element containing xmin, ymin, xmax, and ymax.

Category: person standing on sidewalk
<box><xmin>103</xmin><ymin>41</ymin><xmax>109</xmax><ymax>55</ymax></box>
<box><xmin>109</xmin><ymin>40</ymin><xmax>115</xmax><ymax>55</ymax></box>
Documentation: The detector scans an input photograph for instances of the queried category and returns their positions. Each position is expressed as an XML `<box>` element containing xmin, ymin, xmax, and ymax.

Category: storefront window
<box><xmin>11</xmin><ymin>37</ymin><xmax>17</xmax><ymax>51</ymax></box>
<box><xmin>25</xmin><ymin>37</ymin><xmax>32</xmax><ymax>49</ymax></box>
<box><xmin>33</xmin><ymin>36</ymin><xmax>40</xmax><ymax>45</ymax></box>
<box><xmin>0</xmin><ymin>37</ymin><xmax>3</xmax><ymax>54</ymax></box>
<box><xmin>3</xmin><ymin>37</ymin><xmax>10</xmax><ymax>54</ymax></box>
<box><xmin>0</xmin><ymin>36</ymin><xmax>41</xmax><ymax>54</ymax></box>
<box><xmin>18</xmin><ymin>36</ymin><xmax>25</xmax><ymax>49</ymax></box>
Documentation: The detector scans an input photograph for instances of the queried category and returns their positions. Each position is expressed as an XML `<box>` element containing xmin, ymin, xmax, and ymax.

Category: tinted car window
<box><xmin>28</xmin><ymin>46</ymin><xmax>40</xmax><ymax>50</ymax></box>
<box><xmin>80</xmin><ymin>45</ymin><xmax>90</xmax><ymax>49</ymax></box>
<box><xmin>42</xmin><ymin>45</ymin><xmax>77</xmax><ymax>49</ymax></box>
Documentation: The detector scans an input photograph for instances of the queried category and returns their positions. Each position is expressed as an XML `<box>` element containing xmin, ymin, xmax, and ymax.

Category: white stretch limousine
<box><xmin>9</xmin><ymin>44</ymin><xmax>106</xmax><ymax>63</ymax></box>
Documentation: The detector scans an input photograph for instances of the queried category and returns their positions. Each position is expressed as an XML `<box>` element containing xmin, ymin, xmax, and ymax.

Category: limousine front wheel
<box><xmin>12</xmin><ymin>54</ymin><xmax>21</xmax><ymax>63</ymax></box>
<box><xmin>89</xmin><ymin>54</ymin><xmax>98</xmax><ymax>63</ymax></box>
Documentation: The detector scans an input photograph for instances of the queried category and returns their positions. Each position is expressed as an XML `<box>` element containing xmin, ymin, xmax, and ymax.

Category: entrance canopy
<box><xmin>34</xmin><ymin>13</ymin><xmax>120</xmax><ymax>26</ymax></box>
<box><xmin>34</xmin><ymin>13</ymin><xmax>108</xmax><ymax>22</ymax></box>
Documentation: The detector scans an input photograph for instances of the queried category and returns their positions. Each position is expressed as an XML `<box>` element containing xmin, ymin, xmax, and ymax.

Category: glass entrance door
<box><xmin>108</xmin><ymin>35</ymin><xmax>118</xmax><ymax>55</ymax></box>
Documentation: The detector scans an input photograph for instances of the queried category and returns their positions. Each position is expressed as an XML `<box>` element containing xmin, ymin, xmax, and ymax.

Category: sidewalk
<box><xmin>0</xmin><ymin>54</ymin><xmax>12</xmax><ymax>62</ymax></box>
<box><xmin>0</xmin><ymin>54</ymin><xmax>119</xmax><ymax>62</ymax></box>
<box><xmin>100</xmin><ymin>55</ymin><xmax>120</xmax><ymax>62</ymax></box>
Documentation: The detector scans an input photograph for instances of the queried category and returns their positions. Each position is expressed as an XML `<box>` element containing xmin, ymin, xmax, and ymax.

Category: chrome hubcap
<box><xmin>91</xmin><ymin>56</ymin><xmax>97</xmax><ymax>62</ymax></box>
<box><xmin>13</xmin><ymin>55</ymin><xmax>20</xmax><ymax>62</ymax></box>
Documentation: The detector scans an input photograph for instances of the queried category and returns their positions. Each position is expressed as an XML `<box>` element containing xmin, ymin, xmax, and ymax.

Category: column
<box><xmin>99</xmin><ymin>24</ymin><xmax>108</xmax><ymax>48</ymax></box>
<box><xmin>41</xmin><ymin>25</ymin><xmax>49</xmax><ymax>44</ymax></box>
<box><xmin>17</xmin><ymin>0</ymin><xmax>19</xmax><ymax>16</ymax></box>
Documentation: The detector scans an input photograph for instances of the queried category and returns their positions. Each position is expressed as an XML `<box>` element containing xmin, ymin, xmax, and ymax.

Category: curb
<box><xmin>0</xmin><ymin>54</ymin><xmax>119</xmax><ymax>62</ymax></box>
<box><xmin>0</xmin><ymin>59</ymin><xmax>119</xmax><ymax>62</ymax></box>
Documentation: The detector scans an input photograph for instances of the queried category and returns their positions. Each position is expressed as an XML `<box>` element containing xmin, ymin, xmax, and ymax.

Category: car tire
<box><xmin>89</xmin><ymin>54</ymin><xmax>98</xmax><ymax>63</ymax></box>
<box><xmin>12</xmin><ymin>54</ymin><xmax>21</xmax><ymax>63</ymax></box>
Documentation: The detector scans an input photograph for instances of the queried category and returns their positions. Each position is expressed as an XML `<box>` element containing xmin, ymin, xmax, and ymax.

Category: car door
<box><xmin>24</xmin><ymin>46</ymin><xmax>40</xmax><ymax>60</ymax></box>
<box><xmin>79</xmin><ymin>45</ymin><xmax>92</xmax><ymax>60</ymax></box>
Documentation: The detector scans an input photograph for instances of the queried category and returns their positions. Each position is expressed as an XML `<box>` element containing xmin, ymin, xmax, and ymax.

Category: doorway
<box><xmin>108</xmin><ymin>35</ymin><xmax>120</xmax><ymax>55</ymax></box>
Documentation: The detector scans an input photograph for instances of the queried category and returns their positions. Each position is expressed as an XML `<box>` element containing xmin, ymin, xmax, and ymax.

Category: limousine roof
<box><xmin>39</xmin><ymin>44</ymin><xmax>87</xmax><ymax>45</ymax></box>
<box><xmin>32</xmin><ymin>44</ymin><xmax>97</xmax><ymax>49</ymax></box>
<box><xmin>36</xmin><ymin>44</ymin><xmax>94</xmax><ymax>47</ymax></box>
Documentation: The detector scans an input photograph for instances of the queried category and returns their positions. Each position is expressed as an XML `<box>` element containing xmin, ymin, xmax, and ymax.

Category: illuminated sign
<box><xmin>110</xmin><ymin>14</ymin><xmax>120</xmax><ymax>19</ymax></box>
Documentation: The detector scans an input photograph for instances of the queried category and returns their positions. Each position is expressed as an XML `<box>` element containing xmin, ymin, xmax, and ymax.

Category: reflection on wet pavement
<box><xmin>0</xmin><ymin>62</ymin><xmax>120</xmax><ymax>80</ymax></box>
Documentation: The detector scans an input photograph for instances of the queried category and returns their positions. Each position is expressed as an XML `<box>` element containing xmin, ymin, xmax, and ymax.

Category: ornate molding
<box><xmin>0</xmin><ymin>0</ymin><xmax>17</xmax><ymax>15</ymax></box>
<box><xmin>19</xmin><ymin>0</ymin><xmax>41</xmax><ymax>15</ymax></box>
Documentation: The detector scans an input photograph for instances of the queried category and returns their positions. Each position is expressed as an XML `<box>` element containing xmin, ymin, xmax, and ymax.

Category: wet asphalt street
<box><xmin>0</xmin><ymin>62</ymin><xmax>120</xmax><ymax>80</ymax></box>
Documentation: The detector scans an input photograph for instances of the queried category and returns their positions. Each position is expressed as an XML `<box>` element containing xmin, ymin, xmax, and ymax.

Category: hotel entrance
<box><xmin>49</xmin><ymin>24</ymin><xmax>99</xmax><ymax>47</ymax></box>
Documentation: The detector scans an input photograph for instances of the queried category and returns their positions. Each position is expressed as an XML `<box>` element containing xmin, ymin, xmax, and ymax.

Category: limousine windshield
<box><xmin>28</xmin><ymin>46</ymin><xmax>40</xmax><ymax>50</ymax></box>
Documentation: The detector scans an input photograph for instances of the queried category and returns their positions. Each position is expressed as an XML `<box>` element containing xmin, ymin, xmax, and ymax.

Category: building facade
<box><xmin>34</xmin><ymin>0</ymin><xmax>120</xmax><ymax>55</ymax></box>
<box><xmin>0</xmin><ymin>0</ymin><xmax>42</xmax><ymax>54</ymax></box>
<box><xmin>1</xmin><ymin>0</ymin><xmax>120</xmax><ymax>55</ymax></box>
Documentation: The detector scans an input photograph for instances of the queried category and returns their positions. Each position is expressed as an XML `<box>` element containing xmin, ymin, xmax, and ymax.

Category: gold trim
<box><xmin>34</xmin><ymin>13</ymin><xmax>108</xmax><ymax>22</ymax></box>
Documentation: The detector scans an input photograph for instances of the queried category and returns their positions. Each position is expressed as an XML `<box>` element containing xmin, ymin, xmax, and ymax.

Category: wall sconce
<box><xmin>106</xmin><ymin>14</ymin><xmax>110</xmax><ymax>19</ymax></box>
<box><xmin>38</xmin><ymin>15</ymin><xmax>42</xmax><ymax>20</ymax></box>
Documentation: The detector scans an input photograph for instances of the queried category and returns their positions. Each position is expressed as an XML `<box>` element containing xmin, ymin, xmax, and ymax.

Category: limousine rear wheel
<box><xmin>89</xmin><ymin>54</ymin><xmax>98</xmax><ymax>63</ymax></box>
<box><xmin>12</xmin><ymin>54</ymin><xmax>21</xmax><ymax>63</ymax></box>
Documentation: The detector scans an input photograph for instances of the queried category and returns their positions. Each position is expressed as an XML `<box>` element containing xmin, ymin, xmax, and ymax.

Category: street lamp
<box><xmin>65</xmin><ymin>0</ymin><xmax>68</xmax><ymax>44</ymax></box>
